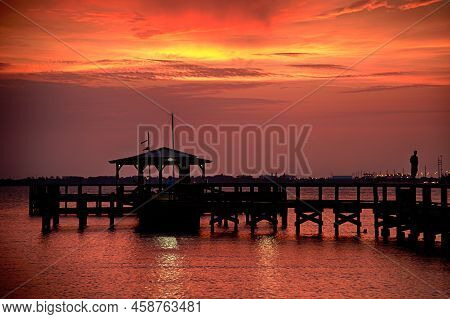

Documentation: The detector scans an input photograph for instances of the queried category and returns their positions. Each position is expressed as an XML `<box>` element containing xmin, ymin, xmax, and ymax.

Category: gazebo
<box><xmin>109</xmin><ymin>147</ymin><xmax>212</xmax><ymax>187</ymax></box>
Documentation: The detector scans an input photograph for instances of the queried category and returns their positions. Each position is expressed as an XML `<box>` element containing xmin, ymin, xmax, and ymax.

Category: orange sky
<box><xmin>0</xmin><ymin>0</ymin><xmax>449</xmax><ymax>177</ymax></box>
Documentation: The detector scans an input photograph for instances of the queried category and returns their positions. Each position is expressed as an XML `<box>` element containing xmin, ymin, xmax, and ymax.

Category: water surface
<box><xmin>0</xmin><ymin>187</ymin><xmax>448</xmax><ymax>298</ymax></box>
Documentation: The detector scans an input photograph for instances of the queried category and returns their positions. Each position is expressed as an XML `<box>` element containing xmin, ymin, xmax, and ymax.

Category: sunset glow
<box><xmin>0</xmin><ymin>0</ymin><xmax>449</xmax><ymax>177</ymax></box>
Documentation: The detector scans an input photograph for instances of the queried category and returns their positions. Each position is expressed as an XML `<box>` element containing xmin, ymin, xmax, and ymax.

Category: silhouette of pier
<box><xmin>27</xmin><ymin>146</ymin><xmax>449</xmax><ymax>257</ymax></box>
<box><xmin>29</xmin><ymin>180</ymin><xmax>449</xmax><ymax>256</ymax></box>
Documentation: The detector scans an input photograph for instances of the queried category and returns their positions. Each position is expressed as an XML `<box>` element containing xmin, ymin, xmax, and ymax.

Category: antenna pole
<box><xmin>171</xmin><ymin>113</ymin><xmax>175</xmax><ymax>150</ymax></box>
<box><xmin>171</xmin><ymin>113</ymin><xmax>175</xmax><ymax>178</ymax></box>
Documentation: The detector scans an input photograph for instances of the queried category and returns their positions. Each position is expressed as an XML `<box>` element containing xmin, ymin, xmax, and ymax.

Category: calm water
<box><xmin>0</xmin><ymin>187</ymin><xmax>448</xmax><ymax>299</ymax></box>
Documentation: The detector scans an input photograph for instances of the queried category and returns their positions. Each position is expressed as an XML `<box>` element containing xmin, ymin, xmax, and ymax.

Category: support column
<box><xmin>281</xmin><ymin>189</ymin><xmax>288</xmax><ymax>229</ymax></box>
<box><xmin>334</xmin><ymin>186</ymin><xmax>339</xmax><ymax>238</ymax></box>
<box><xmin>52</xmin><ymin>212</ymin><xmax>59</xmax><ymax>229</ymax></box>
<box><xmin>41</xmin><ymin>188</ymin><xmax>51</xmax><ymax>233</ymax></box>
<box><xmin>357</xmin><ymin>186</ymin><xmax>361</xmax><ymax>237</ymax></box>
<box><xmin>137</xmin><ymin>161</ymin><xmax>145</xmax><ymax>188</ymax></box>
<box><xmin>373</xmin><ymin>186</ymin><xmax>379</xmax><ymax>239</ymax></box>
<box><xmin>64</xmin><ymin>185</ymin><xmax>68</xmax><ymax>209</ymax></box>
<box><xmin>77</xmin><ymin>194</ymin><xmax>88</xmax><ymax>230</ymax></box>
<box><xmin>117</xmin><ymin>186</ymin><xmax>124</xmax><ymax>217</ymax></box>
<box><xmin>234</xmin><ymin>212</ymin><xmax>239</xmax><ymax>232</ymax></box>
<box><xmin>318</xmin><ymin>212</ymin><xmax>323</xmax><ymax>236</ymax></box>
<box><xmin>281</xmin><ymin>207</ymin><xmax>288</xmax><ymax>229</ymax></box>
<box><xmin>109</xmin><ymin>197</ymin><xmax>115</xmax><ymax>230</ymax></box>
<box><xmin>210</xmin><ymin>212</ymin><xmax>215</xmax><ymax>233</ymax></box>
<box><xmin>115</xmin><ymin>163</ymin><xmax>121</xmax><ymax>195</ymax></box>
<box><xmin>381</xmin><ymin>186</ymin><xmax>390</xmax><ymax>242</ymax></box>
<box><xmin>96</xmin><ymin>185</ymin><xmax>102</xmax><ymax>216</ymax></box>
<box><xmin>441</xmin><ymin>186</ymin><xmax>448</xmax><ymax>208</ymax></box>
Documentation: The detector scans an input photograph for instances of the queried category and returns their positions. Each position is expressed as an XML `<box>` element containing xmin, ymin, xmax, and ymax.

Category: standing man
<box><xmin>410</xmin><ymin>150</ymin><xmax>419</xmax><ymax>179</ymax></box>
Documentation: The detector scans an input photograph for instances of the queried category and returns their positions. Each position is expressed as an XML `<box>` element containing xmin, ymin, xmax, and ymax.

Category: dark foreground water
<box><xmin>0</xmin><ymin>187</ymin><xmax>448</xmax><ymax>298</ymax></box>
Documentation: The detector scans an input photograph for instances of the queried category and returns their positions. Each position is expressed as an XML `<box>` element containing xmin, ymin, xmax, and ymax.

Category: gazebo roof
<box><xmin>109</xmin><ymin>147</ymin><xmax>212</xmax><ymax>166</ymax></box>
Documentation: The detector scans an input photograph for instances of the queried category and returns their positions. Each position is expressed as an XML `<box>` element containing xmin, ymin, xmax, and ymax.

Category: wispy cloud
<box><xmin>288</xmin><ymin>63</ymin><xmax>349</xmax><ymax>70</ymax></box>
<box><xmin>1</xmin><ymin>61</ymin><xmax>271</xmax><ymax>86</ymax></box>
<box><xmin>317</xmin><ymin>0</ymin><xmax>389</xmax><ymax>20</ymax></box>
<box><xmin>343</xmin><ymin>83</ymin><xmax>443</xmax><ymax>93</ymax></box>
<box><xmin>316</xmin><ymin>0</ymin><xmax>443</xmax><ymax>20</ymax></box>
<box><xmin>293</xmin><ymin>71</ymin><xmax>412</xmax><ymax>79</ymax></box>
<box><xmin>254</xmin><ymin>52</ymin><xmax>315</xmax><ymax>57</ymax></box>
<box><xmin>398</xmin><ymin>0</ymin><xmax>442</xmax><ymax>10</ymax></box>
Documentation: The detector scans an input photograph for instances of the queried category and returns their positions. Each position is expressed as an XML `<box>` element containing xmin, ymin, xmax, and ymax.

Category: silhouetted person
<box><xmin>410</xmin><ymin>150</ymin><xmax>418</xmax><ymax>179</ymax></box>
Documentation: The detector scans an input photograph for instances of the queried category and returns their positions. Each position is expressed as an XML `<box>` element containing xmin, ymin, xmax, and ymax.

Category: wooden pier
<box><xmin>28</xmin><ymin>180</ymin><xmax>449</xmax><ymax>256</ymax></box>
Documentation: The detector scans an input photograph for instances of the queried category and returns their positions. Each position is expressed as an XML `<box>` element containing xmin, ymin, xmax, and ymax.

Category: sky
<box><xmin>0</xmin><ymin>0</ymin><xmax>449</xmax><ymax>178</ymax></box>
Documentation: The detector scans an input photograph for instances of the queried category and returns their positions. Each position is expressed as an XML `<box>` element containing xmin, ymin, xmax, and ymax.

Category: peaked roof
<box><xmin>109</xmin><ymin>147</ymin><xmax>212</xmax><ymax>166</ymax></box>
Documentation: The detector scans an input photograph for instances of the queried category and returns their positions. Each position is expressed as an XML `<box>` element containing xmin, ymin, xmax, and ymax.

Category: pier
<box><xmin>26</xmin><ymin>146</ymin><xmax>450</xmax><ymax>257</ymax></box>
<box><xmin>29</xmin><ymin>179</ymin><xmax>449</xmax><ymax>256</ymax></box>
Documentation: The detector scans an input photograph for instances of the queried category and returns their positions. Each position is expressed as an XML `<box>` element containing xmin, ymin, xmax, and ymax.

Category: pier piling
<box><xmin>77</xmin><ymin>194</ymin><xmax>88</xmax><ymax>230</ymax></box>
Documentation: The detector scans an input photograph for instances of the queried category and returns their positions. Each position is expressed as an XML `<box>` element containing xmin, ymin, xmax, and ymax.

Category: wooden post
<box><xmin>281</xmin><ymin>190</ymin><xmax>288</xmax><ymax>229</ymax></box>
<box><xmin>281</xmin><ymin>207</ymin><xmax>288</xmax><ymax>229</ymax></box>
<box><xmin>407</xmin><ymin>186</ymin><xmax>419</xmax><ymax>245</ymax></box>
<box><xmin>422</xmin><ymin>185</ymin><xmax>434</xmax><ymax>251</ymax></box>
<box><xmin>373</xmin><ymin>185</ymin><xmax>379</xmax><ymax>239</ymax></box>
<box><xmin>96</xmin><ymin>185</ymin><xmax>102</xmax><ymax>216</ymax></box>
<box><xmin>210</xmin><ymin>212</ymin><xmax>215</xmax><ymax>233</ymax></box>
<box><xmin>318</xmin><ymin>212</ymin><xmax>323</xmax><ymax>236</ymax></box>
<box><xmin>246</xmin><ymin>186</ymin><xmax>253</xmax><ymax>225</ymax></box>
<box><xmin>46</xmin><ymin>185</ymin><xmax>60</xmax><ymax>230</ymax></box>
<box><xmin>441</xmin><ymin>186</ymin><xmax>448</xmax><ymax>208</ymax></box>
<box><xmin>117</xmin><ymin>186</ymin><xmax>124</xmax><ymax>217</ymax></box>
<box><xmin>29</xmin><ymin>184</ymin><xmax>35</xmax><ymax>216</ymax></box>
<box><xmin>356</xmin><ymin>186</ymin><xmax>361</xmax><ymax>236</ymax></box>
<box><xmin>422</xmin><ymin>185</ymin><xmax>431</xmax><ymax>207</ymax></box>
<box><xmin>318</xmin><ymin>186</ymin><xmax>323</xmax><ymax>235</ymax></box>
<box><xmin>77</xmin><ymin>194</ymin><xmax>88</xmax><ymax>230</ymax></box>
<box><xmin>52</xmin><ymin>211</ymin><xmax>59</xmax><ymax>229</ymax></box>
<box><xmin>356</xmin><ymin>212</ymin><xmax>361</xmax><ymax>237</ymax></box>
<box><xmin>41</xmin><ymin>187</ymin><xmax>52</xmax><ymax>232</ymax></box>
<box><xmin>334</xmin><ymin>212</ymin><xmax>339</xmax><ymax>237</ymax></box>
<box><xmin>138</xmin><ymin>162</ymin><xmax>145</xmax><ymax>188</ymax></box>
<box><xmin>334</xmin><ymin>186</ymin><xmax>339</xmax><ymax>237</ymax></box>
<box><xmin>109</xmin><ymin>197</ymin><xmax>115</xmax><ymax>230</ymax></box>
<box><xmin>64</xmin><ymin>185</ymin><xmax>68</xmax><ymax>209</ymax></box>
<box><xmin>381</xmin><ymin>185</ymin><xmax>390</xmax><ymax>242</ymax></box>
